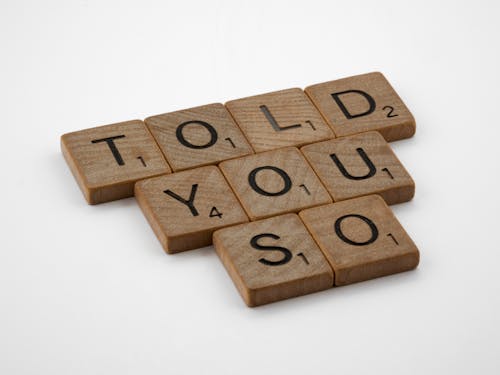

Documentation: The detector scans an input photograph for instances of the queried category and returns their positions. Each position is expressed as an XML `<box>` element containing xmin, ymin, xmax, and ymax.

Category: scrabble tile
<box><xmin>213</xmin><ymin>214</ymin><xmax>334</xmax><ymax>307</ymax></box>
<box><xmin>134</xmin><ymin>166</ymin><xmax>248</xmax><ymax>254</ymax></box>
<box><xmin>299</xmin><ymin>195</ymin><xmax>419</xmax><ymax>286</ymax></box>
<box><xmin>305</xmin><ymin>72</ymin><xmax>416</xmax><ymax>141</ymax></box>
<box><xmin>301</xmin><ymin>131</ymin><xmax>414</xmax><ymax>205</ymax></box>
<box><xmin>225</xmin><ymin>88</ymin><xmax>334</xmax><ymax>152</ymax></box>
<box><xmin>61</xmin><ymin>120</ymin><xmax>171</xmax><ymax>204</ymax></box>
<box><xmin>219</xmin><ymin>147</ymin><xmax>332</xmax><ymax>221</ymax></box>
<box><xmin>145</xmin><ymin>103</ymin><xmax>254</xmax><ymax>171</ymax></box>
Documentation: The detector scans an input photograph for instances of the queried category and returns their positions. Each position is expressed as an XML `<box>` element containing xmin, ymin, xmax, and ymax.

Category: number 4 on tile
<box><xmin>209</xmin><ymin>207</ymin><xmax>223</xmax><ymax>218</ymax></box>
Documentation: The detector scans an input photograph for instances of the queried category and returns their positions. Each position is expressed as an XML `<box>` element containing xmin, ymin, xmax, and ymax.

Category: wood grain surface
<box><xmin>225</xmin><ymin>88</ymin><xmax>334</xmax><ymax>152</ymax></box>
<box><xmin>301</xmin><ymin>131</ymin><xmax>415</xmax><ymax>205</ymax></box>
<box><xmin>134</xmin><ymin>165</ymin><xmax>248</xmax><ymax>254</ymax></box>
<box><xmin>219</xmin><ymin>147</ymin><xmax>332</xmax><ymax>220</ymax></box>
<box><xmin>305</xmin><ymin>72</ymin><xmax>416</xmax><ymax>141</ymax></box>
<box><xmin>61</xmin><ymin>120</ymin><xmax>171</xmax><ymax>204</ymax></box>
<box><xmin>145</xmin><ymin>103</ymin><xmax>253</xmax><ymax>171</ymax></box>
<box><xmin>299</xmin><ymin>195</ymin><xmax>419</xmax><ymax>286</ymax></box>
<box><xmin>213</xmin><ymin>213</ymin><xmax>334</xmax><ymax>307</ymax></box>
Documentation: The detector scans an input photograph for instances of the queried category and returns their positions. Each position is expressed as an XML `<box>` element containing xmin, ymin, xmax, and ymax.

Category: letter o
<box><xmin>176</xmin><ymin>120</ymin><xmax>218</xmax><ymax>149</ymax></box>
<box><xmin>248</xmin><ymin>166</ymin><xmax>292</xmax><ymax>197</ymax></box>
<box><xmin>334</xmin><ymin>214</ymin><xmax>379</xmax><ymax>246</ymax></box>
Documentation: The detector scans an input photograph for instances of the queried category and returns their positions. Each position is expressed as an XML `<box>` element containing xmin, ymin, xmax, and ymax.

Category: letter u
<box><xmin>330</xmin><ymin>147</ymin><xmax>376</xmax><ymax>180</ymax></box>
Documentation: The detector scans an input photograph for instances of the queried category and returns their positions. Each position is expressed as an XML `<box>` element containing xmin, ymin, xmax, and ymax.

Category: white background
<box><xmin>1</xmin><ymin>0</ymin><xmax>499</xmax><ymax>374</ymax></box>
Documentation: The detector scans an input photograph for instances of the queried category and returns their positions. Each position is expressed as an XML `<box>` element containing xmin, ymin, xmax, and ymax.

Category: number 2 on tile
<box><xmin>383</xmin><ymin>106</ymin><xmax>398</xmax><ymax>118</ymax></box>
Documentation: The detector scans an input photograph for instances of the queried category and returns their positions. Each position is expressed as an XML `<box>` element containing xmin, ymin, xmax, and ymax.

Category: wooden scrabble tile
<box><xmin>145</xmin><ymin>103</ymin><xmax>254</xmax><ymax>171</ymax></box>
<box><xmin>213</xmin><ymin>214</ymin><xmax>334</xmax><ymax>307</ymax></box>
<box><xmin>225</xmin><ymin>88</ymin><xmax>334</xmax><ymax>152</ymax></box>
<box><xmin>219</xmin><ymin>147</ymin><xmax>332</xmax><ymax>221</ymax></box>
<box><xmin>134</xmin><ymin>165</ymin><xmax>248</xmax><ymax>254</ymax></box>
<box><xmin>301</xmin><ymin>131</ymin><xmax>414</xmax><ymax>205</ymax></box>
<box><xmin>61</xmin><ymin>120</ymin><xmax>171</xmax><ymax>204</ymax></box>
<box><xmin>299</xmin><ymin>195</ymin><xmax>419</xmax><ymax>286</ymax></box>
<box><xmin>305</xmin><ymin>72</ymin><xmax>416</xmax><ymax>141</ymax></box>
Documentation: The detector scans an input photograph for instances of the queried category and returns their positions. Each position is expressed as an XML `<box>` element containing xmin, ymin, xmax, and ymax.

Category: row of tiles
<box><xmin>134</xmin><ymin>132</ymin><xmax>414</xmax><ymax>254</ymax></box>
<box><xmin>61</xmin><ymin>72</ymin><xmax>415</xmax><ymax>204</ymax></box>
<box><xmin>214</xmin><ymin>194</ymin><xmax>419</xmax><ymax>307</ymax></box>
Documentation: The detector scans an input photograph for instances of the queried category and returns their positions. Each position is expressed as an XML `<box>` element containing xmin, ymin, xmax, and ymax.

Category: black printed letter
<box><xmin>176</xmin><ymin>121</ymin><xmax>218</xmax><ymax>149</ymax></box>
<box><xmin>250</xmin><ymin>233</ymin><xmax>293</xmax><ymax>266</ymax></box>
<box><xmin>330</xmin><ymin>148</ymin><xmax>376</xmax><ymax>180</ymax></box>
<box><xmin>259</xmin><ymin>105</ymin><xmax>301</xmax><ymax>131</ymax></box>
<box><xmin>248</xmin><ymin>166</ymin><xmax>292</xmax><ymax>197</ymax></box>
<box><xmin>91</xmin><ymin>135</ymin><xmax>126</xmax><ymax>166</ymax></box>
<box><xmin>334</xmin><ymin>214</ymin><xmax>378</xmax><ymax>246</ymax></box>
<box><xmin>331</xmin><ymin>90</ymin><xmax>376</xmax><ymax>119</ymax></box>
<box><xmin>164</xmin><ymin>184</ymin><xmax>199</xmax><ymax>216</ymax></box>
